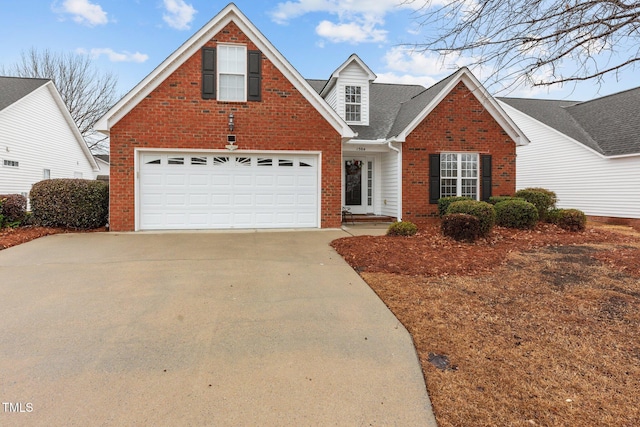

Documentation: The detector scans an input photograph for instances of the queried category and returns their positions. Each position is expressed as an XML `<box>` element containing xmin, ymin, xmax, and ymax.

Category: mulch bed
<box><xmin>0</xmin><ymin>226</ymin><xmax>106</xmax><ymax>250</ymax></box>
<box><xmin>331</xmin><ymin>222</ymin><xmax>640</xmax><ymax>277</ymax></box>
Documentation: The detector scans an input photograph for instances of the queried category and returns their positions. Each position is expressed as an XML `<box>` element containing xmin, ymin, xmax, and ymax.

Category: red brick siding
<box><xmin>402</xmin><ymin>81</ymin><xmax>516</xmax><ymax>222</ymax></box>
<box><xmin>109</xmin><ymin>22</ymin><xmax>342</xmax><ymax>231</ymax></box>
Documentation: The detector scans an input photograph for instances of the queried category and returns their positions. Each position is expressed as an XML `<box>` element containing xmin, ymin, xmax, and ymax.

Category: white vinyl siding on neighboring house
<box><xmin>0</xmin><ymin>83</ymin><xmax>96</xmax><ymax>197</ymax></box>
<box><xmin>502</xmin><ymin>102</ymin><xmax>640</xmax><ymax>219</ymax></box>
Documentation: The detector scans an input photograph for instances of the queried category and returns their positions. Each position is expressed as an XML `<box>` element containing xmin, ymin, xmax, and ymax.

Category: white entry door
<box><xmin>139</xmin><ymin>152</ymin><xmax>319</xmax><ymax>230</ymax></box>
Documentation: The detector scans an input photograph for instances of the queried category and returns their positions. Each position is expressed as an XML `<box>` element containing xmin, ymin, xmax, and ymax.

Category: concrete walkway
<box><xmin>0</xmin><ymin>230</ymin><xmax>436</xmax><ymax>426</ymax></box>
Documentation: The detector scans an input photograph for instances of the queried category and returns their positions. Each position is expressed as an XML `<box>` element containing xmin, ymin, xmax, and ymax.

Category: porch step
<box><xmin>342</xmin><ymin>214</ymin><xmax>396</xmax><ymax>224</ymax></box>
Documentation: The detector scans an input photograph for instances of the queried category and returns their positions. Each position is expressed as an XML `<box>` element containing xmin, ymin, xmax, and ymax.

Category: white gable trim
<box><xmin>395</xmin><ymin>68</ymin><xmax>529</xmax><ymax>147</ymax></box>
<box><xmin>94</xmin><ymin>3</ymin><xmax>354</xmax><ymax>140</ymax></box>
<box><xmin>320</xmin><ymin>53</ymin><xmax>377</xmax><ymax>97</ymax></box>
<box><xmin>39</xmin><ymin>82</ymin><xmax>99</xmax><ymax>171</ymax></box>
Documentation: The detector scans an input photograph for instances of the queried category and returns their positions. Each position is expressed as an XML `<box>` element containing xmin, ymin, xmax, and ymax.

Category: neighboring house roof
<box><xmin>0</xmin><ymin>76</ymin><xmax>99</xmax><ymax>170</ymax></box>
<box><xmin>0</xmin><ymin>76</ymin><xmax>49</xmax><ymax>112</ymax></box>
<box><xmin>500</xmin><ymin>87</ymin><xmax>640</xmax><ymax>156</ymax></box>
<box><xmin>94</xmin><ymin>3</ymin><xmax>355</xmax><ymax>140</ymax></box>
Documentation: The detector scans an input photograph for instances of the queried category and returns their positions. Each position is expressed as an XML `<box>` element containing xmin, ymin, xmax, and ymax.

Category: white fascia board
<box><xmin>396</xmin><ymin>68</ymin><xmax>530</xmax><ymax>147</ymax></box>
<box><xmin>95</xmin><ymin>4</ymin><xmax>354</xmax><ymax>139</ymax></box>
<box><xmin>44</xmin><ymin>82</ymin><xmax>99</xmax><ymax>171</ymax></box>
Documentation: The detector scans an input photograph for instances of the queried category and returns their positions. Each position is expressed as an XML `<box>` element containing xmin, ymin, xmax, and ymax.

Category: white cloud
<box><xmin>77</xmin><ymin>48</ymin><xmax>149</xmax><ymax>63</ymax></box>
<box><xmin>61</xmin><ymin>0</ymin><xmax>108</xmax><ymax>26</ymax></box>
<box><xmin>316</xmin><ymin>20</ymin><xmax>386</xmax><ymax>44</ymax></box>
<box><xmin>162</xmin><ymin>0</ymin><xmax>197</xmax><ymax>30</ymax></box>
<box><xmin>270</xmin><ymin>0</ymin><xmax>430</xmax><ymax>45</ymax></box>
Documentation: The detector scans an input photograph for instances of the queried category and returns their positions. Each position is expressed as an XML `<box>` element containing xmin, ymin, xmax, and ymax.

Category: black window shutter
<box><xmin>247</xmin><ymin>50</ymin><xmax>262</xmax><ymax>102</ymax></box>
<box><xmin>429</xmin><ymin>154</ymin><xmax>441</xmax><ymax>204</ymax></box>
<box><xmin>202</xmin><ymin>48</ymin><xmax>216</xmax><ymax>99</ymax></box>
<box><xmin>481</xmin><ymin>154</ymin><xmax>492</xmax><ymax>201</ymax></box>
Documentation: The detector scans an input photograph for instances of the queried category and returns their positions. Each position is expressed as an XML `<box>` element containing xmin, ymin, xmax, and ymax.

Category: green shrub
<box><xmin>0</xmin><ymin>194</ymin><xmax>27</xmax><ymax>223</ymax></box>
<box><xmin>446</xmin><ymin>200</ymin><xmax>496</xmax><ymax>236</ymax></box>
<box><xmin>441</xmin><ymin>213</ymin><xmax>481</xmax><ymax>242</ymax></box>
<box><xmin>514</xmin><ymin>188</ymin><xmax>557</xmax><ymax>220</ymax></box>
<box><xmin>555</xmin><ymin>209</ymin><xmax>587</xmax><ymax>231</ymax></box>
<box><xmin>438</xmin><ymin>196</ymin><xmax>472</xmax><ymax>218</ymax></box>
<box><xmin>494</xmin><ymin>199</ymin><xmax>539</xmax><ymax>229</ymax></box>
<box><xmin>387</xmin><ymin>221</ymin><xmax>418</xmax><ymax>236</ymax></box>
<box><xmin>546</xmin><ymin>208</ymin><xmax>563</xmax><ymax>224</ymax></box>
<box><xmin>488</xmin><ymin>196</ymin><xmax>523</xmax><ymax>205</ymax></box>
<box><xmin>30</xmin><ymin>179</ymin><xmax>109</xmax><ymax>229</ymax></box>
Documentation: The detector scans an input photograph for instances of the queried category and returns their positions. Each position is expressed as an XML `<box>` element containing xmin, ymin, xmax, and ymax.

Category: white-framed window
<box><xmin>345</xmin><ymin>86</ymin><xmax>361</xmax><ymax>122</ymax></box>
<box><xmin>440</xmin><ymin>153</ymin><xmax>478</xmax><ymax>199</ymax></box>
<box><xmin>218</xmin><ymin>44</ymin><xmax>247</xmax><ymax>102</ymax></box>
<box><xmin>43</xmin><ymin>169</ymin><xmax>51</xmax><ymax>179</ymax></box>
<box><xmin>3</xmin><ymin>159</ymin><xmax>19</xmax><ymax>168</ymax></box>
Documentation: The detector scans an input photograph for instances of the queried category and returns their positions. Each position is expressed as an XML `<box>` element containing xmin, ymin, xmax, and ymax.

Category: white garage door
<box><xmin>139</xmin><ymin>152</ymin><xmax>319</xmax><ymax>230</ymax></box>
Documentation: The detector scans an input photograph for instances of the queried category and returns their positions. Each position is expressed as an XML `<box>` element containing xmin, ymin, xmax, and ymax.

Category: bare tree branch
<box><xmin>1</xmin><ymin>48</ymin><xmax>118</xmax><ymax>152</ymax></box>
<box><xmin>402</xmin><ymin>0</ymin><xmax>640</xmax><ymax>92</ymax></box>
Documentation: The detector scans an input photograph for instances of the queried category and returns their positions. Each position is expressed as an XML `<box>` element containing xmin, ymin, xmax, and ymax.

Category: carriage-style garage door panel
<box><xmin>139</xmin><ymin>152</ymin><xmax>319</xmax><ymax>230</ymax></box>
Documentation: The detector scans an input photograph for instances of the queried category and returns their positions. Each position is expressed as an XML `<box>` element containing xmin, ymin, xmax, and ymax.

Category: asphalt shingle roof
<box><xmin>500</xmin><ymin>87</ymin><xmax>640</xmax><ymax>156</ymax></box>
<box><xmin>0</xmin><ymin>76</ymin><xmax>49</xmax><ymax>112</ymax></box>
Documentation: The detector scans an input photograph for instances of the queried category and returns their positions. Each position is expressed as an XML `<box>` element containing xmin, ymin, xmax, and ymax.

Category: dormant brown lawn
<box><xmin>332</xmin><ymin>223</ymin><xmax>640</xmax><ymax>427</ymax></box>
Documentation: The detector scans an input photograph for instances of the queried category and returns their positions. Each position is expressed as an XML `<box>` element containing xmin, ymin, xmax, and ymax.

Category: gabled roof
<box><xmin>0</xmin><ymin>76</ymin><xmax>98</xmax><ymax>170</ymax></box>
<box><xmin>319</xmin><ymin>54</ymin><xmax>376</xmax><ymax>97</ymax></box>
<box><xmin>311</xmin><ymin>67</ymin><xmax>528</xmax><ymax>146</ymax></box>
<box><xmin>500</xmin><ymin>87</ymin><xmax>640</xmax><ymax>156</ymax></box>
<box><xmin>0</xmin><ymin>76</ymin><xmax>49</xmax><ymax>112</ymax></box>
<box><xmin>390</xmin><ymin>68</ymin><xmax>528</xmax><ymax>145</ymax></box>
<box><xmin>94</xmin><ymin>3</ymin><xmax>354</xmax><ymax>139</ymax></box>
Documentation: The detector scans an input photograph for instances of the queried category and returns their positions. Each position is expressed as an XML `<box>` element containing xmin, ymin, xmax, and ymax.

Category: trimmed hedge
<box><xmin>488</xmin><ymin>196</ymin><xmax>523</xmax><ymax>205</ymax></box>
<box><xmin>441</xmin><ymin>213</ymin><xmax>481</xmax><ymax>242</ymax></box>
<box><xmin>30</xmin><ymin>179</ymin><xmax>109</xmax><ymax>229</ymax></box>
<box><xmin>446</xmin><ymin>200</ymin><xmax>496</xmax><ymax>236</ymax></box>
<box><xmin>0</xmin><ymin>194</ymin><xmax>27</xmax><ymax>224</ymax></box>
<box><xmin>514</xmin><ymin>188</ymin><xmax>557</xmax><ymax>220</ymax></box>
<box><xmin>495</xmin><ymin>199</ymin><xmax>539</xmax><ymax>229</ymax></box>
<box><xmin>555</xmin><ymin>209</ymin><xmax>587</xmax><ymax>231</ymax></box>
<box><xmin>438</xmin><ymin>196</ymin><xmax>473</xmax><ymax>218</ymax></box>
<box><xmin>387</xmin><ymin>221</ymin><xmax>418</xmax><ymax>236</ymax></box>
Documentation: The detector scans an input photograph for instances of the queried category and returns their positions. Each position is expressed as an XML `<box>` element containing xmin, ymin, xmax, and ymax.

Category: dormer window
<box><xmin>345</xmin><ymin>86</ymin><xmax>361</xmax><ymax>122</ymax></box>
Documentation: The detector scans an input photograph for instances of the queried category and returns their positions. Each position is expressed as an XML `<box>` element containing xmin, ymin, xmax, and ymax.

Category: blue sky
<box><xmin>1</xmin><ymin>0</ymin><xmax>637</xmax><ymax>101</ymax></box>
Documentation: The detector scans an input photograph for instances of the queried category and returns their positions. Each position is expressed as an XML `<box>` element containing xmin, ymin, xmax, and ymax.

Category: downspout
<box><xmin>387</xmin><ymin>139</ymin><xmax>402</xmax><ymax>222</ymax></box>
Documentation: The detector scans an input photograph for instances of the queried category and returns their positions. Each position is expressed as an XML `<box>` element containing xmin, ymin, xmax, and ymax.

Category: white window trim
<box><xmin>344</xmin><ymin>85</ymin><xmax>362</xmax><ymax>123</ymax></box>
<box><xmin>440</xmin><ymin>152</ymin><xmax>479</xmax><ymax>200</ymax></box>
<box><xmin>3</xmin><ymin>159</ymin><xmax>19</xmax><ymax>168</ymax></box>
<box><xmin>217</xmin><ymin>43</ymin><xmax>247</xmax><ymax>102</ymax></box>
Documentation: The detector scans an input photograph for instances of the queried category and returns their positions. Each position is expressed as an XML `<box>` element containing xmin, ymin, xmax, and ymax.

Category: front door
<box><xmin>344</xmin><ymin>158</ymin><xmax>372</xmax><ymax>214</ymax></box>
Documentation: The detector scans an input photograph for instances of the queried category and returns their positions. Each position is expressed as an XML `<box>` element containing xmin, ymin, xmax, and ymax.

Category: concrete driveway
<box><xmin>0</xmin><ymin>230</ymin><xmax>436</xmax><ymax>426</ymax></box>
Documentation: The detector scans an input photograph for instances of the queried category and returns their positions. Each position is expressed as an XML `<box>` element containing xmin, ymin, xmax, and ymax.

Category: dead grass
<box><xmin>333</xmin><ymin>224</ymin><xmax>640</xmax><ymax>426</ymax></box>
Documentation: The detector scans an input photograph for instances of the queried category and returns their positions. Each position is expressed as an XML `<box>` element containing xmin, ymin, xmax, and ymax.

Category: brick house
<box><xmin>95</xmin><ymin>3</ymin><xmax>528</xmax><ymax>231</ymax></box>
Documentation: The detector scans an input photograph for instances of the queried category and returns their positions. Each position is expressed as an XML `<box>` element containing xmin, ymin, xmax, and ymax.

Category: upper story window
<box><xmin>218</xmin><ymin>44</ymin><xmax>247</xmax><ymax>102</ymax></box>
<box><xmin>3</xmin><ymin>160</ymin><xmax>19</xmax><ymax>168</ymax></box>
<box><xmin>202</xmin><ymin>46</ymin><xmax>262</xmax><ymax>102</ymax></box>
<box><xmin>345</xmin><ymin>86</ymin><xmax>361</xmax><ymax>122</ymax></box>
